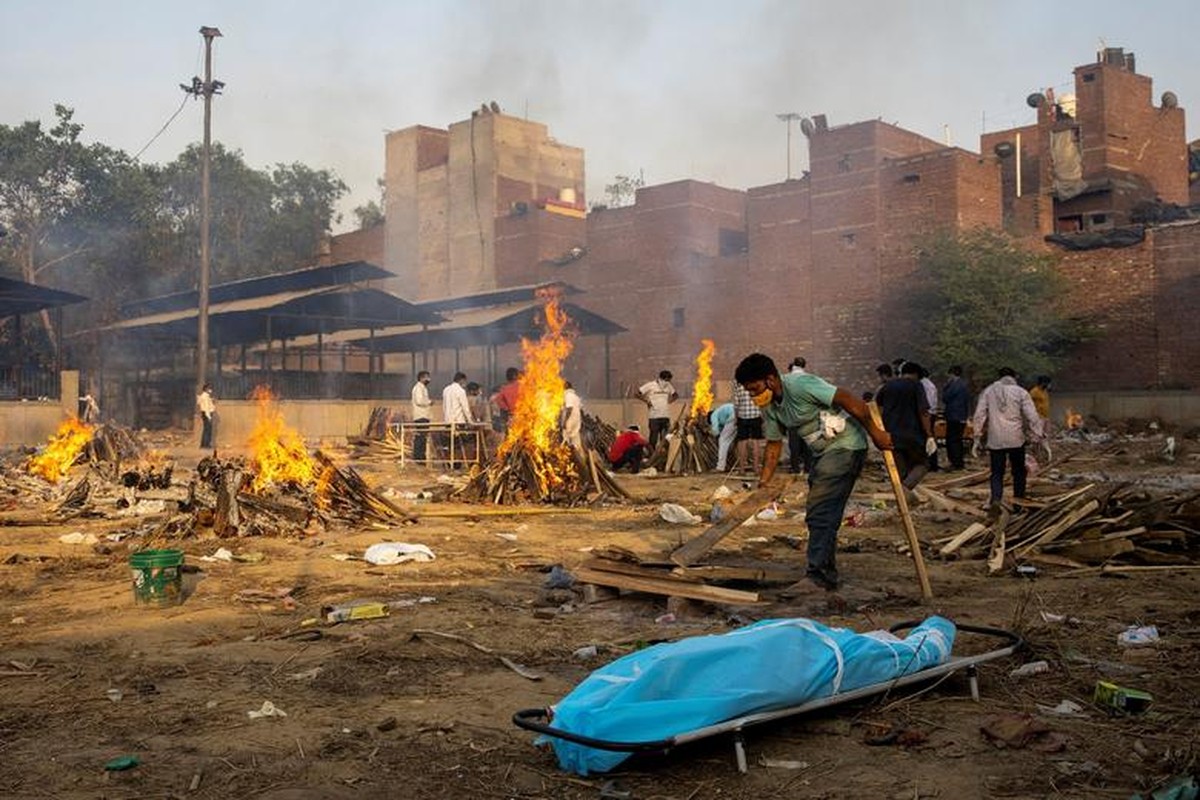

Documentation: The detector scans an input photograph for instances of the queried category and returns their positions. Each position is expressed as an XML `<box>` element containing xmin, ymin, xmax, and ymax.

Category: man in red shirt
<box><xmin>490</xmin><ymin>367</ymin><xmax>521</xmax><ymax>434</ymax></box>
<box><xmin>608</xmin><ymin>425</ymin><xmax>649</xmax><ymax>473</ymax></box>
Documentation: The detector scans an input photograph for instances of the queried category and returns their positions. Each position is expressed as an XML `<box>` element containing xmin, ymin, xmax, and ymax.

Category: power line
<box><xmin>132</xmin><ymin>93</ymin><xmax>192</xmax><ymax>162</ymax></box>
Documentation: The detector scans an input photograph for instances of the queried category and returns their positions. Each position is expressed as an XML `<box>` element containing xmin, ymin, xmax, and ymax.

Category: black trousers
<box><xmin>648</xmin><ymin>418</ymin><xmax>669</xmax><ymax>451</ymax></box>
<box><xmin>989</xmin><ymin>446</ymin><xmax>1027</xmax><ymax>505</ymax></box>
<box><xmin>612</xmin><ymin>445</ymin><xmax>646</xmax><ymax>473</ymax></box>
<box><xmin>945</xmin><ymin>419</ymin><xmax>966</xmax><ymax>469</ymax></box>
<box><xmin>200</xmin><ymin>413</ymin><xmax>213</xmax><ymax>449</ymax></box>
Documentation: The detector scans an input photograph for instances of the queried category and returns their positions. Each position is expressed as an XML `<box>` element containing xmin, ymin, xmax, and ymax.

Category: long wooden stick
<box><xmin>869</xmin><ymin>403</ymin><xmax>934</xmax><ymax>599</ymax></box>
<box><xmin>670</xmin><ymin>485</ymin><xmax>779</xmax><ymax>566</ymax></box>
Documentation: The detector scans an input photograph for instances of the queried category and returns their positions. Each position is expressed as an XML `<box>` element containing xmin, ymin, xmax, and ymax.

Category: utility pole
<box><xmin>183</xmin><ymin>26</ymin><xmax>223</xmax><ymax>393</ymax></box>
<box><xmin>776</xmin><ymin>112</ymin><xmax>801</xmax><ymax>181</ymax></box>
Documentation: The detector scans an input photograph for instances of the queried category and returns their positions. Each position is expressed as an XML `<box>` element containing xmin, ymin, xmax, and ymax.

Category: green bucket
<box><xmin>129</xmin><ymin>549</ymin><xmax>185</xmax><ymax>608</ymax></box>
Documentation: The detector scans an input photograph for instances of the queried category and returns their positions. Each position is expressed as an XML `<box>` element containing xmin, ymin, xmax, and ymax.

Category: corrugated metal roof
<box><xmin>0</xmin><ymin>277</ymin><xmax>87</xmax><ymax>317</ymax></box>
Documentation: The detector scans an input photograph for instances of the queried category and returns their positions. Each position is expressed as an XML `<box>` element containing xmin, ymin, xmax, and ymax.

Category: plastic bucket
<box><xmin>129</xmin><ymin>549</ymin><xmax>185</xmax><ymax>607</ymax></box>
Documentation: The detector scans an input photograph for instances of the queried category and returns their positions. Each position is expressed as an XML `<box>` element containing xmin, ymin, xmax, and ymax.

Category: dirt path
<box><xmin>1</xmin><ymin>441</ymin><xmax>1197</xmax><ymax>799</ymax></box>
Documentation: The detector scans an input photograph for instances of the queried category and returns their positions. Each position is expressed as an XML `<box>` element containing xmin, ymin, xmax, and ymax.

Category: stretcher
<box><xmin>514</xmin><ymin>620</ymin><xmax>1022</xmax><ymax>774</ymax></box>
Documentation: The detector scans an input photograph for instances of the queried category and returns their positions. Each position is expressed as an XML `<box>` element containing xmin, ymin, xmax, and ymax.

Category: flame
<box><xmin>28</xmin><ymin>417</ymin><xmax>94</xmax><ymax>482</ymax></box>
<box><xmin>689</xmin><ymin>338</ymin><xmax>716</xmax><ymax>420</ymax></box>
<box><xmin>1065</xmin><ymin>408</ymin><xmax>1083</xmax><ymax>430</ymax></box>
<box><xmin>498</xmin><ymin>289</ymin><xmax>579</xmax><ymax>496</ymax></box>
<box><xmin>247</xmin><ymin>386</ymin><xmax>317</xmax><ymax>492</ymax></box>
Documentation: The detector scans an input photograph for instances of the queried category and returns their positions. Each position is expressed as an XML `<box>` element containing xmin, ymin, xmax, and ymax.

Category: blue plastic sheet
<box><xmin>542</xmin><ymin>616</ymin><xmax>956</xmax><ymax>774</ymax></box>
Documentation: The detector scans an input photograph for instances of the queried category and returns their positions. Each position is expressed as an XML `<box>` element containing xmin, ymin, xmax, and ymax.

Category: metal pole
<box><xmin>195</xmin><ymin>26</ymin><xmax>222</xmax><ymax>393</ymax></box>
<box><xmin>776</xmin><ymin>112</ymin><xmax>800</xmax><ymax>181</ymax></box>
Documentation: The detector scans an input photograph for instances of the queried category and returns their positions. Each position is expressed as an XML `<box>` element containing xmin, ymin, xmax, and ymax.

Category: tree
<box><xmin>352</xmin><ymin>177</ymin><xmax>386</xmax><ymax>229</ymax></box>
<box><xmin>894</xmin><ymin>228</ymin><xmax>1087</xmax><ymax>381</ymax></box>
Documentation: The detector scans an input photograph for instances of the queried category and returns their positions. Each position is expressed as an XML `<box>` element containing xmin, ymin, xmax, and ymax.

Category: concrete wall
<box><xmin>0</xmin><ymin>371</ymin><xmax>79</xmax><ymax>446</ymax></box>
<box><xmin>1053</xmin><ymin>391</ymin><xmax>1200</xmax><ymax>427</ymax></box>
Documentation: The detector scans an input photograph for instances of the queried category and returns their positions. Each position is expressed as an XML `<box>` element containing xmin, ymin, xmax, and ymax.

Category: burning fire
<box><xmin>28</xmin><ymin>417</ymin><xmax>94</xmax><ymax>482</ymax></box>
<box><xmin>498</xmin><ymin>289</ymin><xmax>579</xmax><ymax>496</ymax></box>
<box><xmin>1065</xmin><ymin>408</ymin><xmax>1083</xmax><ymax>430</ymax></box>
<box><xmin>247</xmin><ymin>386</ymin><xmax>318</xmax><ymax>493</ymax></box>
<box><xmin>690</xmin><ymin>338</ymin><xmax>716</xmax><ymax>420</ymax></box>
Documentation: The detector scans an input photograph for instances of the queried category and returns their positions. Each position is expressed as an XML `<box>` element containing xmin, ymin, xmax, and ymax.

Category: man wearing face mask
<box><xmin>734</xmin><ymin>353</ymin><xmax>893</xmax><ymax>597</ymax></box>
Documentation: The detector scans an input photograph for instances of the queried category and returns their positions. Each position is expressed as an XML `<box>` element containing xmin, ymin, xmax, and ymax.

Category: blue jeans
<box><xmin>804</xmin><ymin>447</ymin><xmax>867</xmax><ymax>589</ymax></box>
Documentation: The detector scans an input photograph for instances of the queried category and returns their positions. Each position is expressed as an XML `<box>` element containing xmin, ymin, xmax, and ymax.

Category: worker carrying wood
<box><xmin>734</xmin><ymin>353</ymin><xmax>892</xmax><ymax>598</ymax></box>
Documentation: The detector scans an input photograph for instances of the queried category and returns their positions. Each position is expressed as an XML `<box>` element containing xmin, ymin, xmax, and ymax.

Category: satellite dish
<box><xmin>1026</xmin><ymin>93</ymin><xmax>1046</xmax><ymax>109</ymax></box>
<box><xmin>799</xmin><ymin>117</ymin><xmax>815</xmax><ymax>138</ymax></box>
<box><xmin>1162</xmin><ymin>91</ymin><xmax>1178</xmax><ymax>109</ymax></box>
<box><xmin>993</xmin><ymin>141</ymin><xmax>1015</xmax><ymax>158</ymax></box>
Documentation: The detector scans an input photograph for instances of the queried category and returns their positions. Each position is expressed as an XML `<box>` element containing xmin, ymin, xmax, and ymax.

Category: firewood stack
<box><xmin>84</xmin><ymin>423</ymin><xmax>147</xmax><ymax>467</ymax></box>
<box><xmin>935</xmin><ymin>482</ymin><xmax>1200</xmax><ymax>572</ymax></box>
<box><xmin>662</xmin><ymin>407</ymin><xmax>718</xmax><ymax>475</ymax></box>
<box><xmin>582</xmin><ymin>412</ymin><xmax>617</xmax><ymax>457</ymax></box>
<box><xmin>457</xmin><ymin>441</ymin><xmax>630</xmax><ymax>505</ymax></box>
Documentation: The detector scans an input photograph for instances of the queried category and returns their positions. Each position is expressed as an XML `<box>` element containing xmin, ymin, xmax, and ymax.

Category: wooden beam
<box><xmin>669</xmin><ymin>486</ymin><xmax>778</xmax><ymax>566</ymax></box>
<box><xmin>869</xmin><ymin>403</ymin><xmax>934</xmax><ymax>599</ymax></box>
<box><xmin>939</xmin><ymin>522</ymin><xmax>989</xmax><ymax>556</ymax></box>
<box><xmin>574</xmin><ymin>566</ymin><xmax>762</xmax><ymax>605</ymax></box>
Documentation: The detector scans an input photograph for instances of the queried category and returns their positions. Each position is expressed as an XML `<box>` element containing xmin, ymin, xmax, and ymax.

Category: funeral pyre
<box><xmin>8</xmin><ymin>390</ymin><xmax>413</xmax><ymax>537</ymax></box>
<box><xmin>458</xmin><ymin>290</ymin><xmax>629</xmax><ymax>504</ymax></box>
<box><xmin>654</xmin><ymin>338</ymin><xmax>719</xmax><ymax>475</ymax></box>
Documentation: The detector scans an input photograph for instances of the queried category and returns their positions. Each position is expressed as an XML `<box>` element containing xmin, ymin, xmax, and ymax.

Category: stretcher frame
<box><xmin>514</xmin><ymin>621</ymin><xmax>1022</xmax><ymax>774</ymax></box>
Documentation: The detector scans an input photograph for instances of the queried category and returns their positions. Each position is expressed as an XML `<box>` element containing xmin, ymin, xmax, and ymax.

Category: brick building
<box><xmin>332</xmin><ymin>48</ymin><xmax>1199</xmax><ymax>398</ymax></box>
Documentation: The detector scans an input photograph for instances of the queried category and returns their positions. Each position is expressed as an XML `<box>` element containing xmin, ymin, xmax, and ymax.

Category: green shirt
<box><xmin>761</xmin><ymin>372</ymin><xmax>867</xmax><ymax>455</ymax></box>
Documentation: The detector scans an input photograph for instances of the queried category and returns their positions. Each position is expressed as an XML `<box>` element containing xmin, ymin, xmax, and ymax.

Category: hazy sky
<box><xmin>4</xmin><ymin>1</ymin><xmax>1196</xmax><ymax>231</ymax></box>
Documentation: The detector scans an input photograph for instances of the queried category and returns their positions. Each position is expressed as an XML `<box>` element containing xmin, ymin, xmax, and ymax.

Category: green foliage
<box><xmin>899</xmin><ymin>228</ymin><xmax>1088</xmax><ymax>381</ymax></box>
<box><xmin>352</xmin><ymin>199</ymin><xmax>384</xmax><ymax>230</ymax></box>
<box><xmin>601</xmin><ymin>173</ymin><xmax>644</xmax><ymax>209</ymax></box>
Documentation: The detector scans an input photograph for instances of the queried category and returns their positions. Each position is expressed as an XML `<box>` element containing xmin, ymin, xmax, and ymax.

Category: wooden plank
<box><xmin>914</xmin><ymin>486</ymin><xmax>987</xmax><ymax>519</ymax></box>
<box><xmin>672</xmin><ymin>564</ymin><xmax>803</xmax><ymax>584</ymax></box>
<box><xmin>1055</xmin><ymin>538</ymin><xmax>1135</xmax><ymax>563</ymax></box>
<box><xmin>583</xmin><ymin>558</ymin><xmax>704</xmax><ymax>583</ymax></box>
<box><xmin>669</xmin><ymin>486</ymin><xmax>779</xmax><ymax>567</ymax></box>
<box><xmin>1098</xmin><ymin>526</ymin><xmax>1148</xmax><ymax>541</ymax></box>
<box><xmin>868</xmin><ymin>403</ymin><xmax>934</xmax><ymax>600</ymax></box>
<box><xmin>928</xmin><ymin>469</ymin><xmax>990</xmax><ymax>489</ymax></box>
<box><xmin>987</xmin><ymin>509</ymin><xmax>1010</xmax><ymax>575</ymax></box>
<box><xmin>939</xmin><ymin>522</ymin><xmax>989</xmax><ymax>556</ymax></box>
<box><xmin>1024</xmin><ymin>552</ymin><xmax>1089</xmax><ymax>569</ymax></box>
<box><xmin>1012</xmin><ymin>499</ymin><xmax>1100</xmax><ymax>558</ymax></box>
<box><xmin>574</xmin><ymin>566</ymin><xmax>762</xmax><ymax>605</ymax></box>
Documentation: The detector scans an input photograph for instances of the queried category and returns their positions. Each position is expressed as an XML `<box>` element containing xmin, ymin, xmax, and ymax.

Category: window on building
<box><xmin>1082</xmin><ymin>72</ymin><xmax>1096</xmax><ymax>83</ymax></box>
<box><xmin>842</xmin><ymin>233</ymin><xmax>856</xmax><ymax>248</ymax></box>
<box><xmin>902</xmin><ymin>173</ymin><xmax>921</xmax><ymax>184</ymax></box>
<box><xmin>719</xmin><ymin>228</ymin><xmax>749</xmax><ymax>256</ymax></box>
<box><xmin>672</xmin><ymin>307</ymin><xmax>685</xmax><ymax>328</ymax></box>
<box><xmin>1088</xmin><ymin>212</ymin><xmax>1113</xmax><ymax>231</ymax></box>
<box><xmin>838</xmin><ymin>154</ymin><xmax>852</xmax><ymax>173</ymax></box>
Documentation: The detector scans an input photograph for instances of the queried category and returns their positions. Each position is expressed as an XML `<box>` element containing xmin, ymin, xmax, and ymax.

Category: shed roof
<box><xmin>0</xmin><ymin>276</ymin><xmax>88</xmax><ymax>317</ymax></box>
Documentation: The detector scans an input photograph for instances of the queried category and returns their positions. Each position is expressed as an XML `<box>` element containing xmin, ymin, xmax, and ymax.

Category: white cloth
<box><xmin>442</xmin><ymin>381</ymin><xmax>474</xmax><ymax>424</ymax></box>
<box><xmin>411</xmin><ymin>380</ymin><xmax>431</xmax><ymax>420</ymax></box>
<box><xmin>920</xmin><ymin>377</ymin><xmax>938</xmax><ymax>414</ymax></box>
<box><xmin>973</xmin><ymin>376</ymin><xmax>1043</xmax><ymax>450</ymax></box>
<box><xmin>639</xmin><ymin>379</ymin><xmax>676</xmax><ymax>420</ymax></box>
<box><xmin>716</xmin><ymin>418</ymin><xmax>737</xmax><ymax>471</ymax></box>
<box><xmin>196</xmin><ymin>390</ymin><xmax>215</xmax><ymax>417</ymax></box>
<box><xmin>562</xmin><ymin>388</ymin><xmax>583</xmax><ymax>449</ymax></box>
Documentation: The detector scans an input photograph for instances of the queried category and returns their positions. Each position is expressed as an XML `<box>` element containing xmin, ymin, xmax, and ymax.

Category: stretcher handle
<box><xmin>512</xmin><ymin>708</ymin><xmax>677</xmax><ymax>753</ymax></box>
<box><xmin>888</xmin><ymin>620</ymin><xmax>1024</xmax><ymax>651</ymax></box>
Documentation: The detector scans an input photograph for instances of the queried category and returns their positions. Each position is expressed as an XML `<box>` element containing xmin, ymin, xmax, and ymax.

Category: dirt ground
<box><xmin>1</xmin><ymin>434</ymin><xmax>1198</xmax><ymax>800</ymax></box>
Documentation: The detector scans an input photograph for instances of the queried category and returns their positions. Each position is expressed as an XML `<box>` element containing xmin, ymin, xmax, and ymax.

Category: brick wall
<box><xmin>1151</xmin><ymin>222</ymin><xmax>1200</xmax><ymax>389</ymax></box>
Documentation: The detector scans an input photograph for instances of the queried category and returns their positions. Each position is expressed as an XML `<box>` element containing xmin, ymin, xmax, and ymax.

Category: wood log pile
<box><xmin>456</xmin><ymin>441</ymin><xmax>631</xmax><ymax>505</ymax></box>
<box><xmin>363</xmin><ymin>407</ymin><xmax>396</xmax><ymax>439</ymax></box>
<box><xmin>576</xmin><ymin>488</ymin><xmax>793</xmax><ymax>605</ymax></box>
<box><xmin>581</xmin><ymin>413</ymin><xmax>617</xmax><ymax>458</ymax></box>
<box><xmin>935</xmin><ymin>482</ymin><xmax>1200</xmax><ymax>573</ymax></box>
<box><xmin>663</xmin><ymin>417</ymin><xmax>718</xmax><ymax>475</ymax></box>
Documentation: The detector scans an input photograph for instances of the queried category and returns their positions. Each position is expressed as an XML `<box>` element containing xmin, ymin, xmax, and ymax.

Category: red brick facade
<box><xmin>333</xmin><ymin>48</ymin><xmax>1199</xmax><ymax>396</ymax></box>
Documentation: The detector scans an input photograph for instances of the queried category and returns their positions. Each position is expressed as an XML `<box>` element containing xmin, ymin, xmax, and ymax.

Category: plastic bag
<box><xmin>363</xmin><ymin>542</ymin><xmax>435</xmax><ymax>565</ymax></box>
<box><xmin>659</xmin><ymin>503</ymin><xmax>703</xmax><ymax>525</ymax></box>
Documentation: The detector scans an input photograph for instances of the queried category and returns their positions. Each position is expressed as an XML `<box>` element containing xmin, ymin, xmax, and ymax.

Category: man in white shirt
<box><xmin>442</xmin><ymin>372</ymin><xmax>475</xmax><ymax>468</ymax></box>
<box><xmin>410</xmin><ymin>371</ymin><xmax>432</xmax><ymax>462</ymax></box>
<box><xmin>638</xmin><ymin>370</ymin><xmax>677</xmax><ymax>451</ymax></box>
<box><xmin>196</xmin><ymin>383</ymin><xmax>216</xmax><ymax>449</ymax></box>
<box><xmin>561</xmin><ymin>382</ymin><xmax>583</xmax><ymax>452</ymax></box>
<box><xmin>442</xmin><ymin>372</ymin><xmax>474</xmax><ymax>424</ymax></box>
<box><xmin>973</xmin><ymin>367</ymin><xmax>1044</xmax><ymax>516</ymax></box>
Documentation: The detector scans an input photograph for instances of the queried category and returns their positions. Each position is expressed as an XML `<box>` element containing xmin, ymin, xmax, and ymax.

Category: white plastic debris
<box><xmin>247</xmin><ymin>700</ymin><xmax>287</xmax><ymax>719</ymax></box>
<box><xmin>363</xmin><ymin>542</ymin><xmax>435</xmax><ymax>565</ymax></box>
<box><xmin>710</xmin><ymin>485</ymin><xmax>733</xmax><ymax>500</ymax></box>
<box><xmin>200</xmin><ymin>548</ymin><xmax>235</xmax><ymax>563</ymax></box>
<box><xmin>659</xmin><ymin>503</ymin><xmax>703</xmax><ymax>525</ymax></box>
<box><xmin>572</xmin><ymin>645</ymin><xmax>598</xmax><ymax>660</ymax></box>
<box><xmin>494</xmin><ymin>532</ymin><xmax>518</xmax><ymax>542</ymax></box>
<box><xmin>105</xmin><ymin>689</ymin><xmax>123</xmax><ymax>703</ymax></box>
<box><xmin>1037</xmin><ymin>699</ymin><xmax>1087</xmax><ymax>717</ymax></box>
<box><xmin>58</xmin><ymin>532</ymin><xmax>98</xmax><ymax>545</ymax></box>
<box><xmin>1118</xmin><ymin>625</ymin><xmax>1159</xmax><ymax>647</ymax></box>
<box><xmin>1010</xmin><ymin>660</ymin><xmax>1050</xmax><ymax>678</ymax></box>
<box><xmin>756</xmin><ymin>503</ymin><xmax>780</xmax><ymax>522</ymax></box>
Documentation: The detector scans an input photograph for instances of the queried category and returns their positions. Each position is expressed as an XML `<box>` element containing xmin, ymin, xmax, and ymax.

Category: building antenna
<box><xmin>776</xmin><ymin>112</ymin><xmax>801</xmax><ymax>180</ymax></box>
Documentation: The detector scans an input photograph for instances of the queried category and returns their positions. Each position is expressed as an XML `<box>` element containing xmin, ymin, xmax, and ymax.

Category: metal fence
<box><xmin>0</xmin><ymin>366</ymin><xmax>61</xmax><ymax>400</ymax></box>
